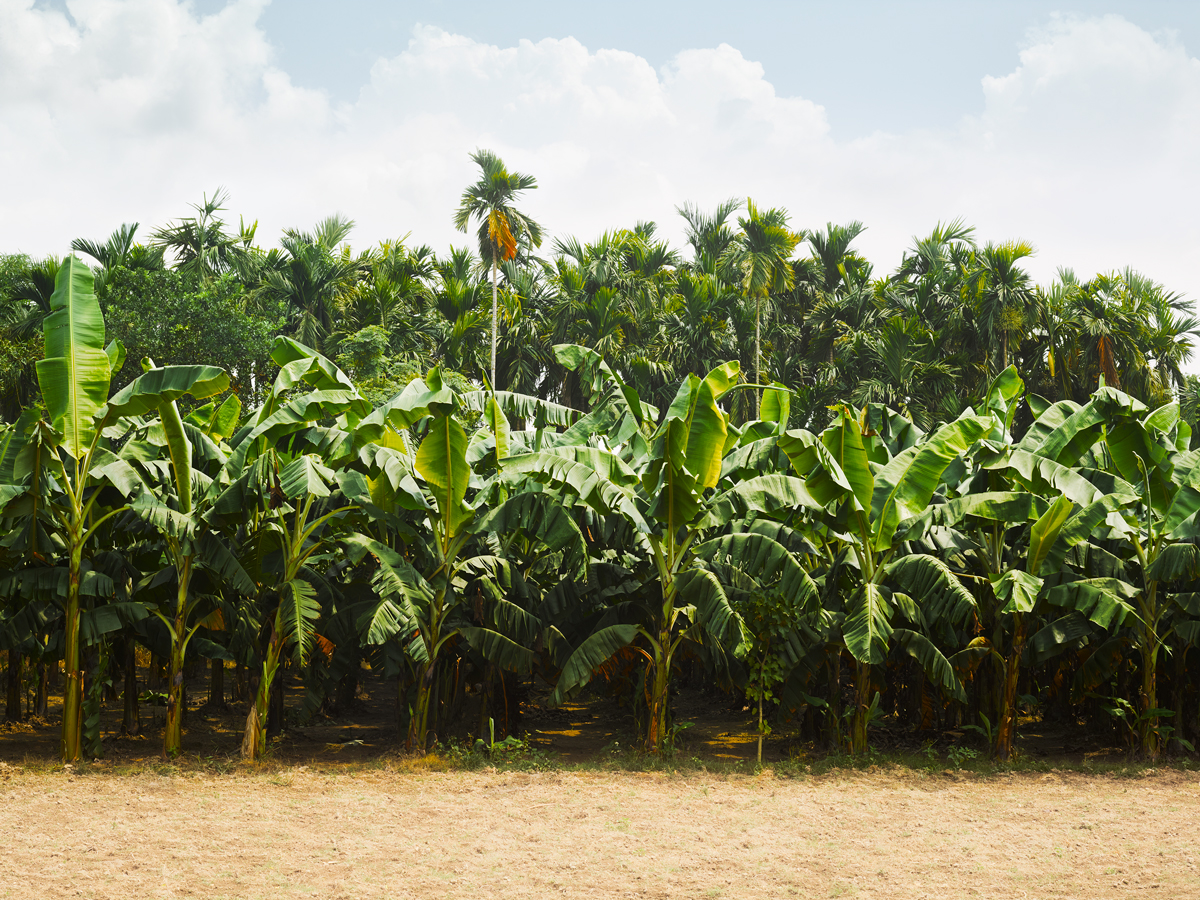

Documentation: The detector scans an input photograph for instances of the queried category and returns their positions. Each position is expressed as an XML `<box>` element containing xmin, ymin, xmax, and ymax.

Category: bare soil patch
<box><xmin>1</xmin><ymin>766</ymin><xmax>1198</xmax><ymax>899</ymax></box>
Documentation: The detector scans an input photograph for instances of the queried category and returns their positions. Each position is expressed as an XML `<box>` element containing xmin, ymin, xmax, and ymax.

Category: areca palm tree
<box><xmin>677</xmin><ymin>198</ymin><xmax>741</xmax><ymax>274</ymax></box>
<box><xmin>261</xmin><ymin>216</ymin><xmax>367</xmax><ymax>353</ymax></box>
<box><xmin>152</xmin><ymin>190</ymin><xmax>250</xmax><ymax>282</ymax></box>
<box><xmin>972</xmin><ymin>241</ymin><xmax>1036</xmax><ymax>374</ymax></box>
<box><xmin>453</xmin><ymin>150</ymin><xmax>543</xmax><ymax>389</ymax></box>
<box><xmin>724</xmin><ymin>200</ymin><xmax>801</xmax><ymax>415</ymax></box>
<box><xmin>806</xmin><ymin>221</ymin><xmax>867</xmax><ymax>295</ymax></box>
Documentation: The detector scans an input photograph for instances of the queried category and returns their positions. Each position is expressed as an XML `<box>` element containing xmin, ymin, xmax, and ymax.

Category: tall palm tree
<box><xmin>972</xmin><ymin>241</ymin><xmax>1036</xmax><ymax>374</ymax></box>
<box><xmin>6</xmin><ymin>255</ymin><xmax>60</xmax><ymax>339</ymax></box>
<box><xmin>151</xmin><ymin>189</ymin><xmax>249</xmax><ymax>282</ymax></box>
<box><xmin>724</xmin><ymin>200</ymin><xmax>800</xmax><ymax>415</ymax></box>
<box><xmin>453</xmin><ymin>150</ymin><xmax>543</xmax><ymax>388</ymax></box>
<box><xmin>260</xmin><ymin>215</ymin><xmax>367</xmax><ymax>352</ymax></box>
<box><xmin>806</xmin><ymin>221</ymin><xmax>867</xmax><ymax>295</ymax></box>
<box><xmin>677</xmin><ymin>198</ymin><xmax>741</xmax><ymax>273</ymax></box>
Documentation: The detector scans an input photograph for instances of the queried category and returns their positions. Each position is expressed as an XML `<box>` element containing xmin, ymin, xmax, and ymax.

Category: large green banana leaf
<box><xmin>701</xmin><ymin>473</ymin><xmax>824</xmax><ymax>528</ymax></box>
<box><xmin>1042</xmin><ymin>574</ymin><xmax>1137</xmax><ymax>629</ymax></box>
<box><xmin>356</xmin><ymin>374</ymin><xmax>457</xmax><ymax>439</ymax></box>
<box><xmin>103</xmin><ymin>365</ymin><xmax>230</xmax><ymax>420</ymax></box>
<box><xmin>894</xmin><ymin>490</ymin><xmax>1041</xmax><ymax>542</ymax></box>
<box><xmin>458</xmin><ymin>627</ymin><xmax>536</xmax><ymax>674</ymax></box>
<box><xmin>550</xmin><ymin>623</ymin><xmax>640</xmax><ymax>705</ymax></box>
<box><xmin>279</xmin><ymin>454</ymin><xmax>336</xmax><ymax>499</ymax></box>
<box><xmin>268</xmin><ymin>336</ymin><xmax>357</xmax><ymax>395</ymax></box>
<box><xmin>460</xmin><ymin>390</ymin><xmax>578</xmax><ymax>427</ymax></box>
<box><xmin>778</xmin><ymin>428</ymin><xmax>854</xmax><ymax>507</ymax></box>
<box><xmin>760</xmin><ymin>383</ymin><xmax>791</xmax><ymax>433</ymax></box>
<box><xmin>884</xmin><ymin>554</ymin><xmax>978</xmax><ymax>626</ymax></box>
<box><xmin>554</xmin><ymin>343</ymin><xmax>658</xmax><ymax>425</ymax></box>
<box><xmin>1027</xmin><ymin>494</ymin><xmax>1074</xmax><ymax>576</ymax></box>
<box><xmin>844</xmin><ymin>582</ymin><xmax>893</xmax><ymax>664</ymax></box>
<box><xmin>277</xmin><ymin>578</ymin><xmax>321</xmax><ymax>664</ymax></box>
<box><xmin>675</xmin><ymin>567</ymin><xmax>749</xmax><ymax>648</ymax></box>
<box><xmin>474</xmin><ymin>491</ymin><xmax>589</xmax><ymax>579</ymax></box>
<box><xmin>870</xmin><ymin>414</ymin><xmax>992</xmax><ymax>551</ymax></box>
<box><xmin>415</xmin><ymin>412</ymin><xmax>472</xmax><ymax>541</ymax></box>
<box><xmin>981</xmin><ymin>447</ymin><xmax>1112</xmax><ymax>507</ymax></box>
<box><xmin>35</xmin><ymin>256</ymin><xmax>112</xmax><ymax>459</ymax></box>
<box><xmin>819</xmin><ymin>406</ymin><xmax>873</xmax><ymax>509</ymax></box>
<box><xmin>501</xmin><ymin>450</ymin><xmax>649</xmax><ymax>531</ymax></box>
<box><xmin>692</xmin><ymin>531</ymin><xmax>818</xmax><ymax>611</ymax></box>
<box><xmin>105</xmin><ymin>364</ymin><xmax>231</xmax><ymax>512</ymax></box>
<box><xmin>894</xmin><ymin>628</ymin><xmax>965</xmax><ymax>702</ymax></box>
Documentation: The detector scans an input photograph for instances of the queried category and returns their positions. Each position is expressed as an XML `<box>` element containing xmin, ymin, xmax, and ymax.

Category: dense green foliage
<box><xmin>2</xmin><ymin>161</ymin><xmax>1200</xmax><ymax>765</ymax></box>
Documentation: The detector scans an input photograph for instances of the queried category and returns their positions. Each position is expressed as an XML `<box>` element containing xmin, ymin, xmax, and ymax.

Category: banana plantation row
<box><xmin>2</xmin><ymin>153</ymin><xmax>1198</xmax><ymax>763</ymax></box>
<box><xmin>2</xmin><ymin>253</ymin><xmax>1199</xmax><ymax>765</ymax></box>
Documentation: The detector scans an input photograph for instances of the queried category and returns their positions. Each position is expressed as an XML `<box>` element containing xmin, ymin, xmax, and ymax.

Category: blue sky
<box><xmin>6</xmin><ymin>0</ymin><xmax>1200</xmax><ymax>326</ymax></box>
<box><xmin>248</xmin><ymin>1</ymin><xmax>1200</xmax><ymax>134</ymax></box>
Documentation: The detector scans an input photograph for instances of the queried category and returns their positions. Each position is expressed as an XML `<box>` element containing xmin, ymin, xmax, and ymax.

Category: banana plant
<box><xmin>896</xmin><ymin>370</ymin><xmax>1138</xmax><ymax>758</ymax></box>
<box><xmin>1018</xmin><ymin>386</ymin><xmax>1200</xmax><ymax>758</ymax></box>
<box><xmin>0</xmin><ymin>256</ymin><xmax>151</xmax><ymax>760</ymax></box>
<box><xmin>347</xmin><ymin>376</ymin><xmax>587</xmax><ymax>749</ymax></box>
<box><xmin>106</xmin><ymin>365</ymin><xmax>252</xmax><ymax>756</ymax></box>
<box><xmin>502</xmin><ymin>345</ymin><xmax>820</xmax><ymax>751</ymax></box>
<box><xmin>207</xmin><ymin>338</ymin><xmax>372</xmax><ymax>760</ymax></box>
<box><xmin>780</xmin><ymin>403</ymin><xmax>992</xmax><ymax>754</ymax></box>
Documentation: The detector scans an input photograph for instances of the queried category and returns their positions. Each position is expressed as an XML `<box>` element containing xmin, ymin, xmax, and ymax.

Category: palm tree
<box><xmin>724</xmin><ymin>200</ymin><xmax>800</xmax><ymax>415</ymax></box>
<box><xmin>260</xmin><ymin>215</ymin><xmax>367</xmax><ymax>352</ymax></box>
<box><xmin>453</xmin><ymin>150</ymin><xmax>543</xmax><ymax>388</ymax></box>
<box><xmin>151</xmin><ymin>189</ymin><xmax>249</xmax><ymax>282</ymax></box>
<box><xmin>428</xmin><ymin>247</ymin><xmax>489</xmax><ymax>374</ymax></box>
<box><xmin>677</xmin><ymin>198</ymin><xmax>741</xmax><ymax>273</ymax></box>
<box><xmin>972</xmin><ymin>241</ymin><xmax>1036</xmax><ymax>374</ymax></box>
<box><xmin>806</xmin><ymin>221</ymin><xmax>867</xmax><ymax>295</ymax></box>
<box><xmin>6</xmin><ymin>255</ymin><xmax>60</xmax><ymax>339</ymax></box>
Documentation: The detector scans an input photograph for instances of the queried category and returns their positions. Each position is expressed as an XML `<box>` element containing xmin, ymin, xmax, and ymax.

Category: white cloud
<box><xmin>2</xmin><ymin>1</ymin><xmax>1198</xmax><ymax>340</ymax></box>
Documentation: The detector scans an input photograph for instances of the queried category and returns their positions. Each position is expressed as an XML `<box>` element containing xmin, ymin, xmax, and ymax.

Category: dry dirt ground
<box><xmin>1</xmin><ymin>765</ymin><xmax>1198</xmax><ymax>900</ymax></box>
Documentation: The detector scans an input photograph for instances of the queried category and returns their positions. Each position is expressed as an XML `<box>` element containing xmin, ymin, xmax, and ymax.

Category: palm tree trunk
<box><xmin>490</xmin><ymin>259</ymin><xmax>499</xmax><ymax>389</ymax></box>
<box><xmin>755</xmin><ymin>294</ymin><xmax>761</xmax><ymax>418</ymax></box>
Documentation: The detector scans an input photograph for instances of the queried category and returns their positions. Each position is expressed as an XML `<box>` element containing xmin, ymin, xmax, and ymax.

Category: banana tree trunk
<box><xmin>122</xmin><ymin>639</ymin><xmax>139</xmax><ymax>735</ymax></box>
<box><xmin>407</xmin><ymin>595</ymin><xmax>445</xmax><ymax>752</ymax></box>
<box><xmin>61</xmin><ymin>534</ymin><xmax>84</xmax><ymax>762</ymax></box>
<box><xmin>35</xmin><ymin>662</ymin><xmax>48</xmax><ymax>718</ymax></box>
<box><xmin>994</xmin><ymin>613</ymin><xmax>1025</xmax><ymax>760</ymax></box>
<box><xmin>5</xmin><ymin>651</ymin><xmax>21</xmax><ymax>722</ymax></box>
<box><xmin>242</xmin><ymin>623</ymin><xmax>283</xmax><ymax>761</ymax></box>
<box><xmin>645</xmin><ymin>633</ymin><xmax>672</xmax><ymax>752</ymax></box>
<box><xmin>409</xmin><ymin>663</ymin><xmax>434</xmax><ymax>752</ymax></box>
<box><xmin>1172</xmin><ymin>647</ymin><xmax>1187</xmax><ymax>755</ymax></box>
<box><xmin>1139</xmin><ymin>618</ymin><xmax>1161</xmax><ymax>760</ymax></box>
<box><xmin>825</xmin><ymin>648</ymin><xmax>842</xmax><ymax>751</ymax></box>
<box><xmin>757</xmin><ymin>656</ymin><xmax>766</xmax><ymax>765</ymax></box>
<box><xmin>850</xmin><ymin>661</ymin><xmax>871</xmax><ymax>756</ymax></box>
<box><xmin>208</xmin><ymin>658</ymin><xmax>225</xmax><ymax>710</ymax></box>
<box><xmin>163</xmin><ymin>558</ymin><xmax>192</xmax><ymax>758</ymax></box>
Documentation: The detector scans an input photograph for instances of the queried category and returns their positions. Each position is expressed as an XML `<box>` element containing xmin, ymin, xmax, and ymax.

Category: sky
<box><xmin>3</xmin><ymin>0</ymin><xmax>1200</xmax><ymax>316</ymax></box>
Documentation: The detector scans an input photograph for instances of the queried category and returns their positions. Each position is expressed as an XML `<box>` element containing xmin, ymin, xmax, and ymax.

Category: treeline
<box><xmin>1</xmin><ymin>155</ymin><xmax>1199</xmax><ymax>764</ymax></box>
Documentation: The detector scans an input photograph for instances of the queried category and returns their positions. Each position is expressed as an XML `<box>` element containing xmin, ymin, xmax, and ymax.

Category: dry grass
<box><xmin>1</xmin><ymin>762</ymin><xmax>1198</xmax><ymax>899</ymax></box>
